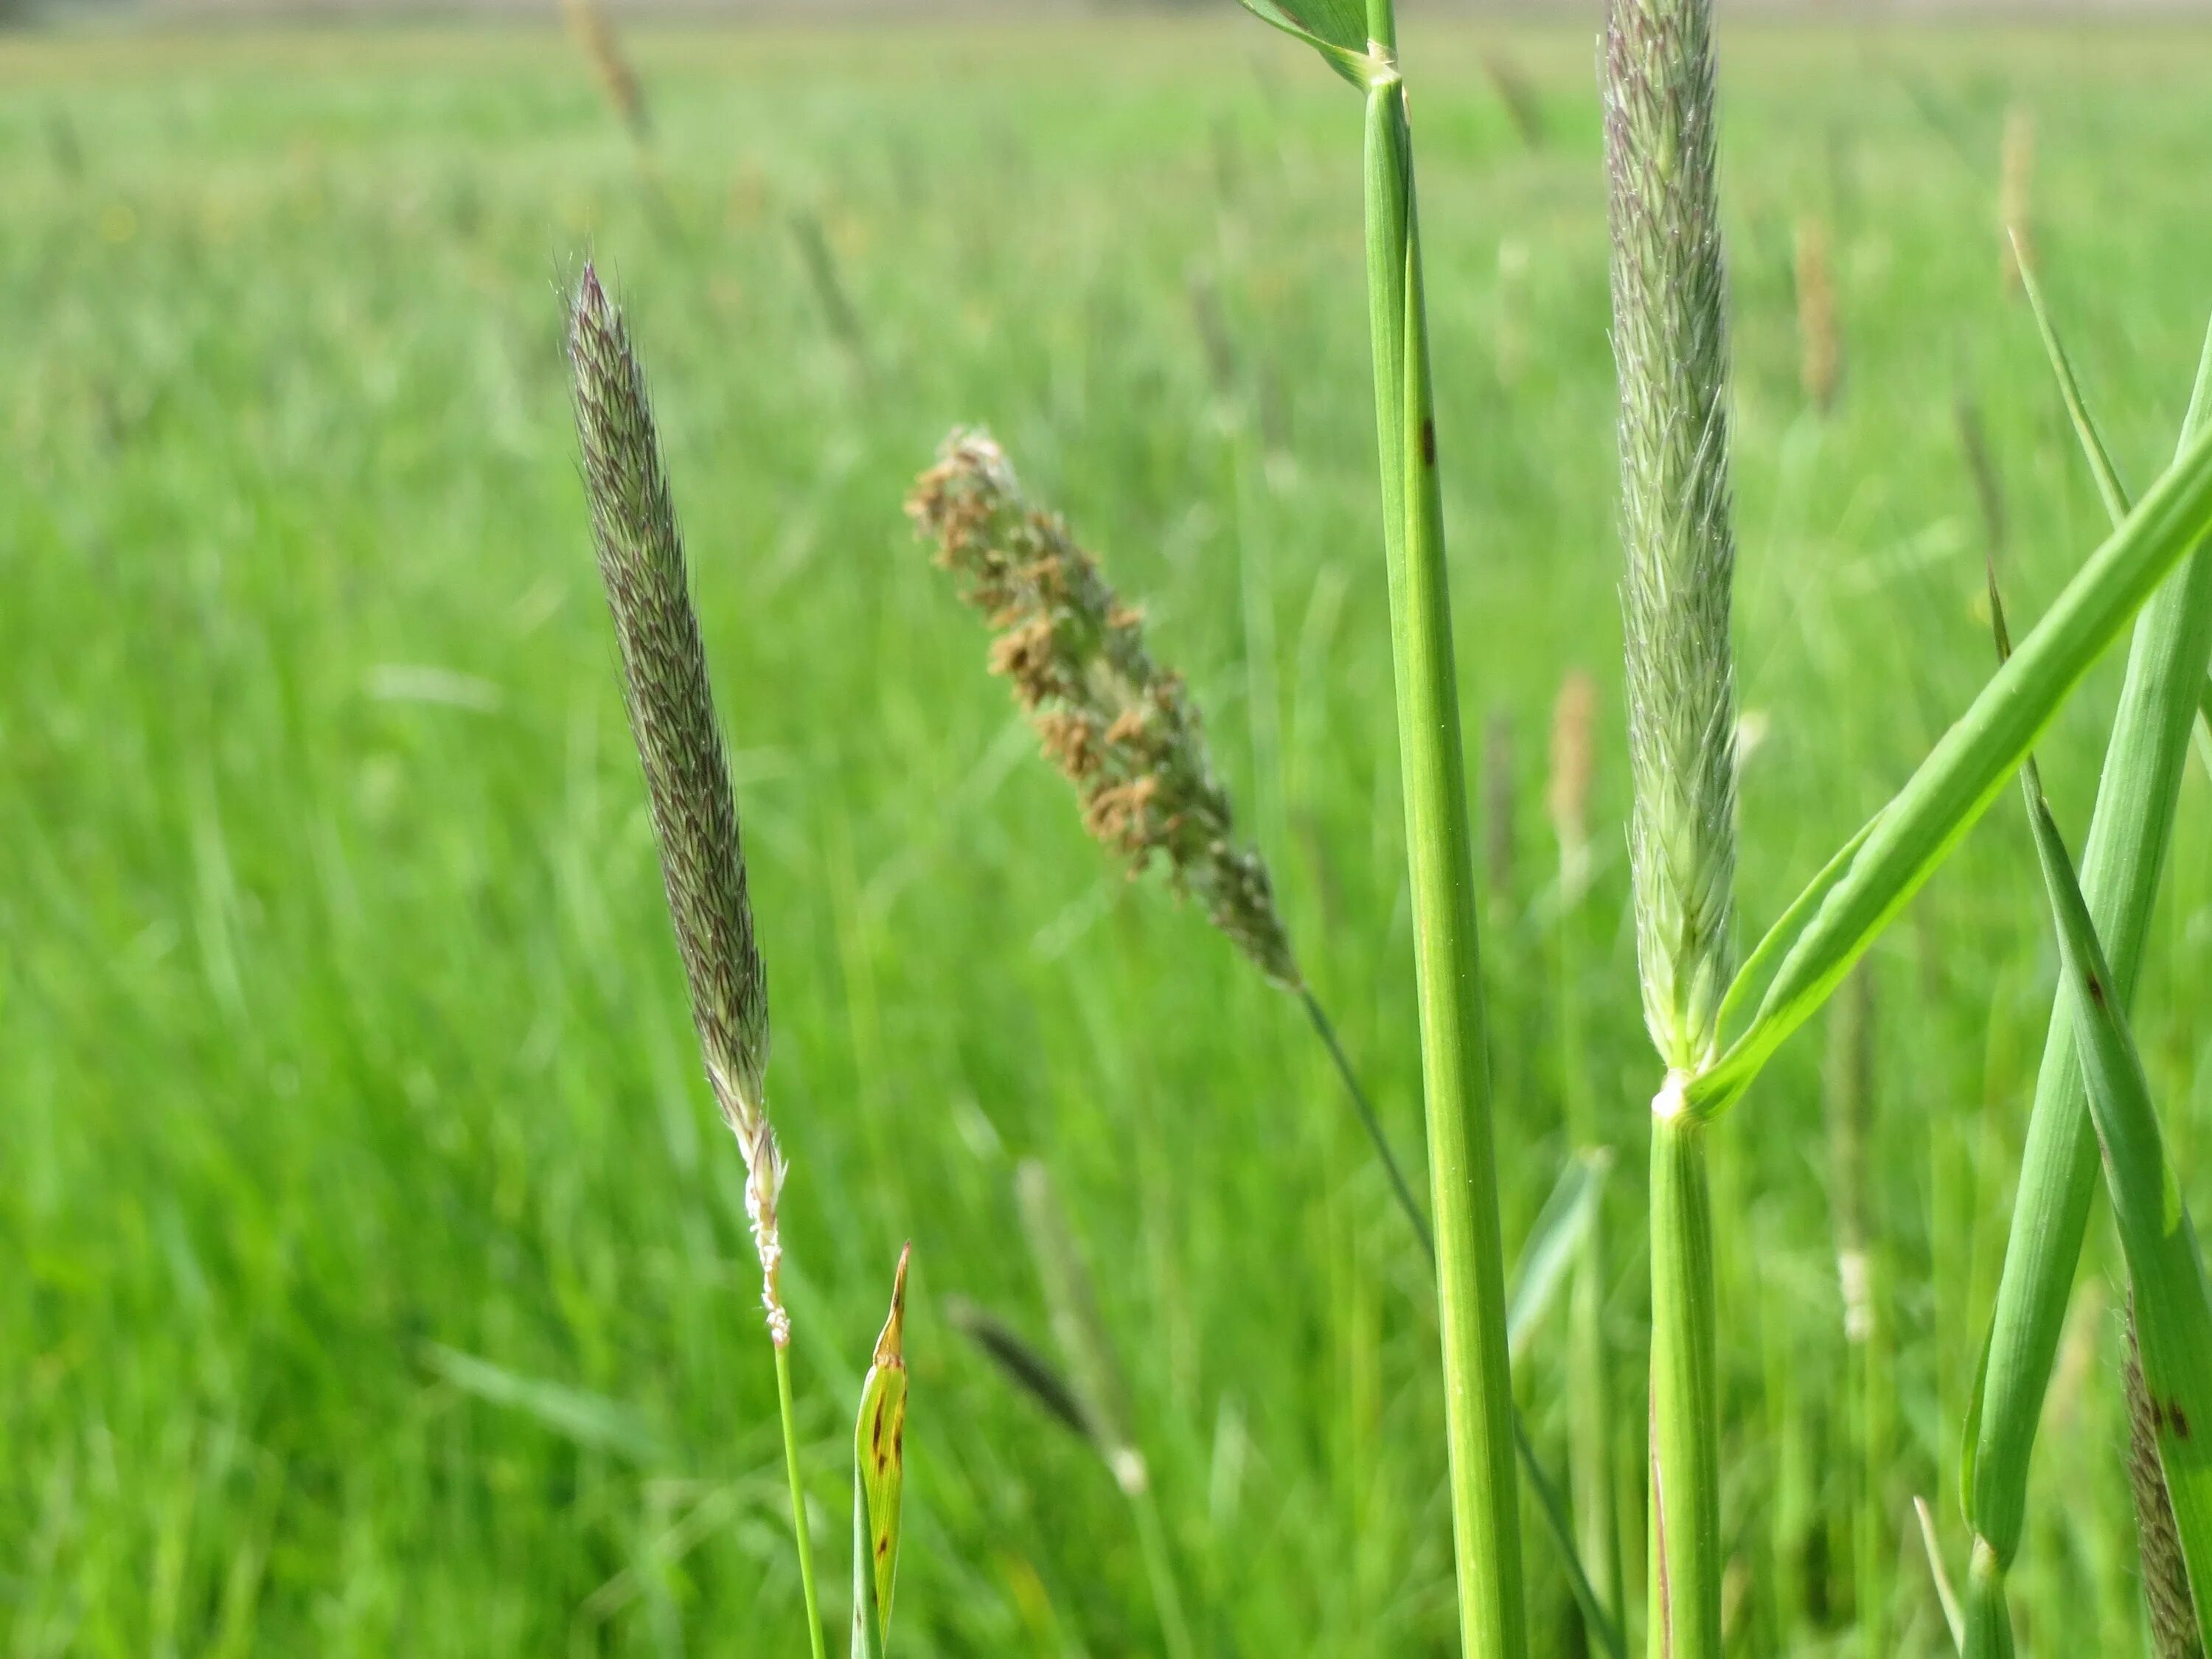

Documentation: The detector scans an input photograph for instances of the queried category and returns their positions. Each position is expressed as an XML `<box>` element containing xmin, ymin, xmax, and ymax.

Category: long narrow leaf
<box><xmin>1913</xmin><ymin>1495</ymin><xmax>1966</xmax><ymax>1655</ymax></box>
<box><xmin>1506</xmin><ymin>1150</ymin><xmax>1611</xmax><ymax>1363</ymax></box>
<box><xmin>1963</xmin><ymin>310</ymin><xmax>2212</xmax><ymax>1646</ymax></box>
<box><xmin>2014</xmin><ymin>765</ymin><xmax>2212</xmax><ymax>1650</ymax></box>
<box><xmin>1710</xmin><ymin>810</ymin><xmax>1882</xmax><ymax>1043</ymax></box>
<box><xmin>1230</xmin><ymin>0</ymin><xmax>1371</xmax><ymax>83</ymax></box>
<box><xmin>1688</xmin><ymin>417</ymin><xmax>2212</xmax><ymax>1119</ymax></box>
<box><xmin>2014</xmin><ymin>243</ymin><xmax>2132</xmax><ymax>522</ymax></box>
<box><xmin>422</xmin><ymin>1345</ymin><xmax>664</xmax><ymax>1463</ymax></box>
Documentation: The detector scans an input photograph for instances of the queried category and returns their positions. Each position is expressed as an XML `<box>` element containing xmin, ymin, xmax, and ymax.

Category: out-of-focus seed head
<box><xmin>2000</xmin><ymin>105</ymin><xmax>2036</xmax><ymax>292</ymax></box>
<box><xmin>1794</xmin><ymin>216</ymin><xmax>1840</xmax><ymax>414</ymax></box>
<box><xmin>908</xmin><ymin>430</ymin><xmax>1299</xmax><ymax>991</ymax></box>
<box><xmin>1483</xmin><ymin>710</ymin><xmax>1516</xmax><ymax>900</ymax></box>
<box><xmin>560</xmin><ymin>0</ymin><xmax>652</xmax><ymax>145</ymax></box>
<box><xmin>1547</xmin><ymin>669</ymin><xmax>1597</xmax><ymax>901</ymax></box>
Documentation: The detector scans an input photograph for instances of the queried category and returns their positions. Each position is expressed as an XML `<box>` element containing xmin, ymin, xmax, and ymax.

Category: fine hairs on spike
<box><xmin>566</xmin><ymin>265</ymin><xmax>787</xmax><ymax>1343</ymax></box>
<box><xmin>2124</xmin><ymin>1310</ymin><xmax>2202</xmax><ymax>1659</ymax></box>
<box><xmin>1605</xmin><ymin>0</ymin><xmax>1741</xmax><ymax>1068</ymax></box>
<box><xmin>908</xmin><ymin>430</ymin><xmax>1298</xmax><ymax>990</ymax></box>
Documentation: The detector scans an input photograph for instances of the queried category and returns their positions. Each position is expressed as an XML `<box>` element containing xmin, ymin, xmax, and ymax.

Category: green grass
<box><xmin>5</xmin><ymin>17</ymin><xmax>2212</xmax><ymax>1655</ymax></box>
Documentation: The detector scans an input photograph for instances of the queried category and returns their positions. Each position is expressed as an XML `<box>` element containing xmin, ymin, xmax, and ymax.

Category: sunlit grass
<box><xmin>5</xmin><ymin>18</ymin><xmax>2212</xmax><ymax>1655</ymax></box>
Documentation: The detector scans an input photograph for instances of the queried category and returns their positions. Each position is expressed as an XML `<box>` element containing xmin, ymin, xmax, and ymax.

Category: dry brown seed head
<box><xmin>909</xmin><ymin>431</ymin><xmax>1299</xmax><ymax>990</ymax></box>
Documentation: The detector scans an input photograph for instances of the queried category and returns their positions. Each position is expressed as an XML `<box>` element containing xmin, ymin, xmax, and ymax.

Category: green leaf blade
<box><xmin>1230</xmin><ymin>0</ymin><xmax>1373</xmax><ymax>84</ymax></box>
<box><xmin>2017</xmin><ymin>782</ymin><xmax>2212</xmax><ymax>1651</ymax></box>
<box><xmin>1691</xmin><ymin>415</ymin><xmax>2212</xmax><ymax>1119</ymax></box>
<box><xmin>1506</xmin><ymin>1150</ymin><xmax>1610</xmax><ymax>1363</ymax></box>
<box><xmin>1961</xmin><ymin>310</ymin><xmax>2212</xmax><ymax>1644</ymax></box>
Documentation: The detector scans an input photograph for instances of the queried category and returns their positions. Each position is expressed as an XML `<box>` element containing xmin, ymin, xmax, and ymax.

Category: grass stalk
<box><xmin>1647</xmin><ymin>1112</ymin><xmax>1722</xmax><ymax>1657</ymax></box>
<box><xmin>1601</xmin><ymin>0</ymin><xmax>1741</xmax><ymax>1646</ymax></box>
<box><xmin>1299</xmin><ymin>987</ymin><xmax>1433</xmax><ymax>1259</ymax></box>
<box><xmin>1823</xmin><ymin>967</ymin><xmax>1888</xmax><ymax>1657</ymax></box>
<box><xmin>1551</xmin><ymin>670</ymin><xmax>1627</xmax><ymax>1636</ymax></box>
<box><xmin>566</xmin><ymin>265</ymin><xmax>826</xmax><ymax>1659</ymax></box>
<box><xmin>1013</xmin><ymin>1161</ymin><xmax>1194</xmax><ymax>1659</ymax></box>
<box><xmin>1961</xmin><ymin>307</ymin><xmax>2212</xmax><ymax>1653</ymax></box>
<box><xmin>778</xmin><ymin>1344</ymin><xmax>831</xmax><ymax>1659</ymax></box>
<box><xmin>1359</xmin><ymin>5</ymin><xmax>1527</xmax><ymax>1648</ymax></box>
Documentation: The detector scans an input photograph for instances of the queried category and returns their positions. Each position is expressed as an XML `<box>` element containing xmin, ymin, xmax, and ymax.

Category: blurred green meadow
<box><xmin>7</xmin><ymin>15</ymin><xmax>2212</xmax><ymax>1655</ymax></box>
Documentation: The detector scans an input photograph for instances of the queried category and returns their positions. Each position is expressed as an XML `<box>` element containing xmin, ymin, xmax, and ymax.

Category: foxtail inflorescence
<box><xmin>568</xmin><ymin>264</ymin><xmax>788</xmax><ymax>1345</ymax></box>
<box><xmin>1604</xmin><ymin>0</ymin><xmax>1741</xmax><ymax>1071</ymax></box>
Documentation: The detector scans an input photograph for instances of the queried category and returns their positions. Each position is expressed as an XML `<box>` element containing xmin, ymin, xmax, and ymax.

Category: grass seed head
<box><xmin>1483</xmin><ymin>709</ymin><xmax>1516</xmax><ymax>899</ymax></box>
<box><xmin>1794</xmin><ymin>215</ymin><xmax>1841</xmax><ymax>414</ymax></box>
<box><xmin>1547</xmin><ymin>669</ymin><xmax>1597</xmax><ymax>899</ymax></box>
<box><xmin>2124</xmin><ymin>1309</ymin><xmax>2204</xmax><ymax>1658</ymax></box>
<box><xmin>560</xmin><ymin>0</ymin><xmax>651</xmax><ymax>144</ymax></box>
<box><xmin>568</xmin><ymin>264</ymin><xmax>787</xmax><ymax>1339</ymax></box>
<box><xmin>2000</xmin><ymin>104</ymin><xmax>2036</xmax><ymax>291</ymax></box>
<box><xmin>1604</xmin><ymin>0</ymin><xmax>1741</xmax><ymax>1068</ymax></box>
<box><xmin>908</xmin><ymin>430</ymin><xmax>1298</xmax><ymax>991</ymax></box>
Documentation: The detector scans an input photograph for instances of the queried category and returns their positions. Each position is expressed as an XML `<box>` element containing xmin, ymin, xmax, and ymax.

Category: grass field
<box><xmin>7</xmin><ymin>15</ymin><xmax>2212</xmax><ymax>1655</ymax></box>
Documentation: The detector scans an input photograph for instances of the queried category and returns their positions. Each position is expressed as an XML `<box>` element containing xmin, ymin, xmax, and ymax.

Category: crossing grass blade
<box><xmin>1685</xmin><ymin>414</ymin><xmax>2212</xmax><ymax>1121</ymax></box>
<box><xmin>1958</xmin><ymin>301</ymin><xmax>2212</xmax><ymax>1652</ymax></box>
<box><xmin>1990</xmin><ymin>573</ymin><xmax>2212</xmax><ymax>1651</ymax></box>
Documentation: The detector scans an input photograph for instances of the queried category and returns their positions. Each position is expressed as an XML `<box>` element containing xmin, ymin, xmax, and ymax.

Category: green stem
<box><xmin>1128</xmin><ymin>1484</ymin><xmax>1197</xmax><ymax>1659</ymax></box>
<box><xmin>776</xmin><ymin>1341</ymin><xmax>830</xmax><ymax>1659</ymax></box>
<box><xmin>1361</xmin><ymin>33</ymin><xmax>1526</xmax><ymax>1658</ymax></box>
<box><xmin>1649</xmin><ymin>1107</ymin><xmax>1722</xmax><ymax>1659</ymax></box>
<box><xmin>1559</xmin><ymin>878</ymin><xmax>1626</xmax><ymax>1635</ymax></box>
<box><xmin>1964</xmin><ymin>1538</ymin><xmax>2015</xmax><ymax>1659</ymax></box>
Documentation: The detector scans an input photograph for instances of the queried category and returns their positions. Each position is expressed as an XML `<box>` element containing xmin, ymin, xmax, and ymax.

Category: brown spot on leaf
<box><xmin>2084</xmin><ymin>972</ymin><xmax>2109</xmax><ymax>1009</ymax></box>
<box><xmin>2169</xmin><ymin>1401</ymin><xmax>2193</xmax><ymax>1441</ymax></box>
<box><xmin>1420</xmin><ymin>419</ymin><xmax>1437</xmax><ymax>467</ymax></box>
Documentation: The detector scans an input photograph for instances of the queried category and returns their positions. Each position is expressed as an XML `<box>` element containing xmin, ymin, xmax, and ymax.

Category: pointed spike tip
<box><xmin>874</xmin><ymin>1243</ymin><xmax>911</xmax><ymax>1370</ymax></box>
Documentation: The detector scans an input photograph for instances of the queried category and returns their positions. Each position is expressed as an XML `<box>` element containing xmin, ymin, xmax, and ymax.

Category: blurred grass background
<box><xmin>5</xmin><ymin>15</ymin><xmax>2212</xmax><ymax>1655</ymax></box>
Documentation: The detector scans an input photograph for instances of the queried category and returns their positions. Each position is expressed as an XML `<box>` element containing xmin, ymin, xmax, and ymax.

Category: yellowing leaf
<box><xmin>854</xmin><ymin>1244</ymin><xmax>909</xmax><ymax>1648</ymax></box>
